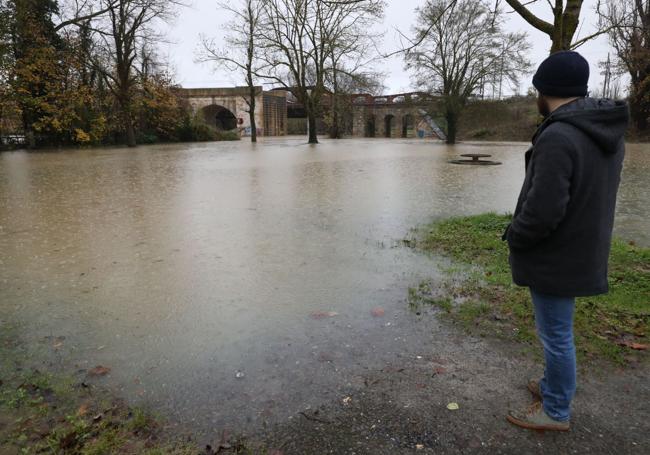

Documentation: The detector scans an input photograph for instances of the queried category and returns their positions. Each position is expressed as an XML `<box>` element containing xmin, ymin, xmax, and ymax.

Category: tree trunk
<box><xmin>123</xmin><ymin>106</ymin><xmax>136</xmax><ymax>147</ymax></box>
<box><xmin>505</xmin><ymin>0</ymin><xmax>582</xmax><ymax>54</ymax></box>
<box><xmin>22</xmin><ymin>113</ymin><xmax>36</xmax><ymax>149</ymax></box>
<box><xmin>329</xmin><ymin>97</ymin><xmax>340</xmax><ymax>139</ymax></box>
<box><xmin>249</xmin><ymin>90</ymin><xmax>257</xmax><ymax>143</ymax></box>
<box><xmin>249</xmin><ymin>109</ymin><xmax>257</xmax><ymax>142</ymax></box>
<box><xmin>26</xmin><ymin>129</ymin><xmax>36</xmax><ymax>149</ymax></box>
<box><xmin>445</xmin><ymin>108</ymin><xmax>458</xmax><ymax>145</ymax></box>
<box><xmin>307</xmin><ymin>109</ymin><xmax>319</xmax><ymax>144</ymax></box>
<box><xmin>630</xmin><ymin>91</ymin><xmax>649</xmax><ymax>133</ymax></box>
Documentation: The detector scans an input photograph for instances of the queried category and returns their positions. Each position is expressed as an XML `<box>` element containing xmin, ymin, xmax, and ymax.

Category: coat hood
<box><xmin>533</xmin><ymin>98</ymin><xmax>630</xmax><ymax>154</ymax></box>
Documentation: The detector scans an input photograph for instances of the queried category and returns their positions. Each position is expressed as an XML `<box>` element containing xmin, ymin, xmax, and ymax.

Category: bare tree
<box><xmin>200</xmin><ymin>0</ymin><xmax>263</xmax><ymax>142</ymax></box>
<box><xmin>54</xmin><ymin>0</ymin><xmax>120</xmax><ymax>32</ymax></box>
<box><xmin>323</xmin><ymin>0</ymin><xmax>384</xmax><ymax>138</ymax></box>
<box><xmin>257</xmin><ymin>0</ymin><xmax>384</xmax><ymax>144</ymax></box>
<box><xmin>599</xmin><ymin>0</ymin><xmax>650</xmax><ymax>132</ymax></box>
<box><xmin>499</xmin><ymin>0</ymin><xmax>615</xmax><ymax>53</ymax></box>
<box><xmin>92</xmin><ymin>0</ymin><xmax>182</xmax><ymax>147</ymax></box>
<box><xmin>406</xmin><ymin>0</ymin><xmax>531</xmax><ymax>144</ymax></box>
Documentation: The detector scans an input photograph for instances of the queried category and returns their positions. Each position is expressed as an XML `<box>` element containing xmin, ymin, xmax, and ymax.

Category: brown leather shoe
<box><xmin>527</xmin><ymin>379</ymin><xmax>542</xmax><ymax>401</ymax></box>
<box><xmin>507</xmin><ymin>401</ymin><xmax>570</xmax><ymax>431</ymax></box>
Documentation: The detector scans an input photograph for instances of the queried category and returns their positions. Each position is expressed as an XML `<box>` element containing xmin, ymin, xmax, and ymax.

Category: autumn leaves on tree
<box><xmin>1</xmin><ymin>0</ymin><xmax>190</xmax><ymax>148</ymax></box>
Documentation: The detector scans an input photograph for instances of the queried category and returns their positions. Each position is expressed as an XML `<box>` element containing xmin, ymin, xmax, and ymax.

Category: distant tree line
<box><xmin>404</xmin><ymin>0</ymin><xmax>650</xmax><ymax>141</ymax></box>
<box><xmin>200</xmin><ymin>0</ymin><xmax>386</xmax><ymax>144</ymax></box>
<box><xmin>3</xmin><ymin>0</ymin><xmax>648</xmax><ymax>149</ymax></box>
<box><xmin>0</xmin><ymin>0</ymin><xmax>227</xmax><ymax>149</ymax></box>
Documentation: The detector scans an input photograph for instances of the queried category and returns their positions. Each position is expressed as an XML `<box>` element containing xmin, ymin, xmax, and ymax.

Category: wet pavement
<box><xmin>1</xmin><ymin>138</ymin><xmax>648</xmax><ymax>438</ymax></box>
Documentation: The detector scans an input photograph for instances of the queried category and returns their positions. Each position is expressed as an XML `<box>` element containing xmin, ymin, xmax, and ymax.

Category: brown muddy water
<box><xmin>1</xmin><ymin>138</ymin><xmax>648</xmax><ymax>436</ymax></box>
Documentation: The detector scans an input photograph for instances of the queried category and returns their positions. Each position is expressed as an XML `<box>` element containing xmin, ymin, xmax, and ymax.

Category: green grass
<box><xmin>407</xmin><ymin>213</ymin><xmax>650</xmax><ymax>363</ymax></box>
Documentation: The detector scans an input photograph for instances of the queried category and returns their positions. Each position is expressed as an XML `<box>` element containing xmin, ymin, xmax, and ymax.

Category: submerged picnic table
<box><xmin>461</xmin><ymin>153</ymin><xmax>492</xmax><ymax>162</ymax></box>
<box><xmin>449</xmin><ymin>153</ymin><xmax>502</xmax><ymax>166</ymax></box>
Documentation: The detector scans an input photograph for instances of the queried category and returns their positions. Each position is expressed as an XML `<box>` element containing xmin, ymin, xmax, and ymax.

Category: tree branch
<box><xmin>503</xmin><ymin>0</ymin><xmax>554</xmax><ymax>35</ymax></box>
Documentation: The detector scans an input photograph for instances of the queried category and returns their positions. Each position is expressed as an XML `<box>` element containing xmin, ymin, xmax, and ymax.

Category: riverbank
<box><xmin>458</xmin><ymin>97</ymin><xmax>650</xmax><ymax>143</ymax></box>
<box><xmin>4</xmin><ymin>305</ymin><xmax>648</xmax><ymax>454</ymax></box>
<box><xmin>0</xmin><ymin>129</ymin><xmax>241</xmax><ymax>152</ymax></box>
<box><xmin>405</xmin><ymin>213</ymin><xmax>649</xmax><ymax>364</ymax></box>
<box><xmin>0</xmin><ymin>321</ymin><xmax>206</xmax><ymax>454</ymax></box>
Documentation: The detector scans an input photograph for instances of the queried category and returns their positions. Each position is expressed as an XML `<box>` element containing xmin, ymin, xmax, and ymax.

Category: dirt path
<box><xmin>255</xmin><ymin>313</ymin><xmax>650</xmax><ymax>454</ymax></box>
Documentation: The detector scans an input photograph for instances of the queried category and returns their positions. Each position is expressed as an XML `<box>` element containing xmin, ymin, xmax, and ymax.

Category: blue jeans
<box><xmin>530</xmin><ymin>289</ymin><xmax>576</xmax><ymax>422</ymax></box>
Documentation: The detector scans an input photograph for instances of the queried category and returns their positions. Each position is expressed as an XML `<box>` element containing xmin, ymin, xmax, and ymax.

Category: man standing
<box><xmin>503</xmin><ymin>51</ymin><xmax>629</xmax><ymax>431</ymax></box>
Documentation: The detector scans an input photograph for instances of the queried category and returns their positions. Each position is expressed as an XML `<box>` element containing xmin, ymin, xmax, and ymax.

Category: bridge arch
<box><xmin>384</xmin><ymin>114</ymin><xmax>395</xmax><ymax>138</ymax></box>
<box><xmin>402</xmin><ymin>114</ymin><xmax>414</xmax><ymax>138</ymax></box>
<box><xmin>364</xmin><ymin>115</ymin><xmax>376</xmax><ymax>137</ymax></box>
<box><xmin>200</xmin><ymin>104</ymin><xmax>238</xmax><ymax>131</ymax></box>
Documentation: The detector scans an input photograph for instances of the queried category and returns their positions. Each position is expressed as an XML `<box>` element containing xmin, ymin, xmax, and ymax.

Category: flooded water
<box><xmin>1</xmin><ymin>138</ymin><xmax>648</xmax><ymax>435</ymax></box>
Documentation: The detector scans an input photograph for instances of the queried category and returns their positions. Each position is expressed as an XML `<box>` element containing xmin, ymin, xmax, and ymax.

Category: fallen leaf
<box><xmin>618</xmin><ymin>341</ymin><xmax>648</xmax><ymax>350</ymax></box>
<box><xmin>433</xmin><ymin>366</ymin><xmax>447</xmax><ymax>375</ymax></box>
<box><xmin>77</xmin><ymin>404</ymin><xmax>89</xmax><ymax>416</ymax></box>
<box><xmin>52</xmin><ymin>336</ymin><xmax>65</xmax><ymax>349</ymax></box>
<box><xmin>88</xmin><ymin>366</ymin><xmax>111</xmax><ymax>376</ymax></box>
<box><xmin>310</xmin><ymin>311</ymin><xmax>338</xmax><ymax>319</ymax></box>
<box><xmin>371</xmin><ymin>308</ymin><xmax>385</xmax><ymax>317</ymax></box>
<box><xmin>446</xmin><ymin>402</ymin><xmax>459</xmax><ymax>411</ymax></box>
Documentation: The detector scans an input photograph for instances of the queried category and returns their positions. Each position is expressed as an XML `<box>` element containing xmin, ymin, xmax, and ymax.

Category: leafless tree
<box><xmin>200</xmin><ymin>0</ymin><xmax>263</xmax><ymax>142</ymax></box>
<box><xmin>256</xmin><ymin>0</ymin><xmax>384</xmax><ymax>144</ymax></box>
<box><xmin>324</xmin><ymin>1</ymin><xmax>384</xmax><ymax>138</ymax></box>
<box><xmin>498</xmin><ymin>0</ymin><xmax>619</xmax><ymax>53</ymax></box>
<box><xmin>406</xmin><ymin>0</ymin><xmax>531</xmax><ymax>144</ymax></box>
<box><xmin>599</xmin><ymin>0</ymin><xmax>650</xmax><ymax>132</ymax></box>
<box><xmin>91</xmin><ymin>0</ymin><xmax>183</xmax><ymax>147</ymax></box>
<box><xmin>54</xmin><ymin>0</ymin><xmax>120</xmax><ymax>32</ymax></box>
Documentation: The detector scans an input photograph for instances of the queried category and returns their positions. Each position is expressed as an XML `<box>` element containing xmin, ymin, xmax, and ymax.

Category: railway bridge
<box><xmin>350</xmin><ymin>92</ymin><xmax>446</xmax><ymax>140</ymax></box>
<box><xmin>178</xmin><ymin>87</ymin><xmax>287</xmax><ymax>137</ymax></box>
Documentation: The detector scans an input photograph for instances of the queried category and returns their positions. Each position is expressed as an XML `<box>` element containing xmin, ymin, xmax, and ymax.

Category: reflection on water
<box><xmin>0</xmin><ymin>138</ymin><xmax>648</xmax><ymax>432</ymax></box>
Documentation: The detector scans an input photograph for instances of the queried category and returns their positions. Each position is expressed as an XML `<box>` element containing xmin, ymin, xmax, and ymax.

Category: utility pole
<box><xmin>602</xmin><ymin>53</ymin><xmax>612</xmax><ymax>99</ymax></box>
<box><xmin>498</xmin><ymin>42</ymin><xmax>505</xmax><ymax>100</ymax></box>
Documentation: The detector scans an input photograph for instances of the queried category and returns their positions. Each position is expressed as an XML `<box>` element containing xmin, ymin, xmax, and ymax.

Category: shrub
<box><xmin>215</xmin><ymin>130</ymin><xmax>241</xmax><ymax>141</ymax></box>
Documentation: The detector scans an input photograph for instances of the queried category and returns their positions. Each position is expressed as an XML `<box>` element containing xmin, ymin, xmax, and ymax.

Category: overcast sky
<box><xmin>159</xmin><ymin>0</ymin><xmax>614</xmax><ymax>96</ymax></box>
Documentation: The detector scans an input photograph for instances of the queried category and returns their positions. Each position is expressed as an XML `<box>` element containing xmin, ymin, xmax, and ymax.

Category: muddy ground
<box><xmin>3</xmin><ymin>307</ymin><xmax>648</xmax><ymax>454</ymax></box>
<box><xmin>253</xmin><ymin>313</ymin><xmax>649</xmax><ymax>454</ymax></box>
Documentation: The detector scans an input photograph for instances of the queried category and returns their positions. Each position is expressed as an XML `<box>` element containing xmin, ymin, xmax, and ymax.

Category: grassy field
<box><xmin>407</xmin><ymin>213</ymin><xmax>650</xmax><ymax>364</ymax></box>
<box><xmin>457</xmin><ymin>97</ymin><xmax>539</xmax><ymax>142</ymax></box>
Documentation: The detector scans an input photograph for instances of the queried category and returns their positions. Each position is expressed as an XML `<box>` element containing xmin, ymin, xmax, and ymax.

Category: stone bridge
<box><xmin>178</xmin><ymin>87</ymin><xmax>287</xmax><ymax>137</ymax></box>
<box><xmin>351</xmin><ymin>92</ymin><xmax>446</xmax><ymax>140</ymax></box>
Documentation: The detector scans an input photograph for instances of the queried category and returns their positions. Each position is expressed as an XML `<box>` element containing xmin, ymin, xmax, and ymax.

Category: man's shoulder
<box><xmin>535</xmin><ymin>122</ymin><xmax>581</xmax><ymax>153</ymax></box>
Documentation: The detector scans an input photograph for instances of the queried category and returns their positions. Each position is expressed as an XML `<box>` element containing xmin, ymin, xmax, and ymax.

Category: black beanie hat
<box><xmin>532</xmin><ymin>51</ymin><xmax>589</xmax><ymax>97</ymax></box>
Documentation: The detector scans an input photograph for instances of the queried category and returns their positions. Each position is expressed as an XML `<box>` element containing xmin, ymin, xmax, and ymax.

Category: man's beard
<box><xmin>537</xmin><ymin>95</ymin><xmax>551</xmax><ymax>118</ymax></box>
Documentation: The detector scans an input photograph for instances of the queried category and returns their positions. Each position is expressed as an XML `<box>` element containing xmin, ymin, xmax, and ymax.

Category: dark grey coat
<box><xmin>504</xmin><ymin>98</ymin><xmax>629</xmax><ymax>297</ymax></box>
